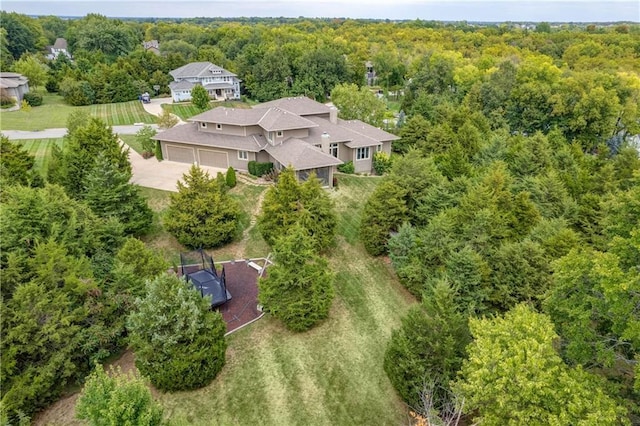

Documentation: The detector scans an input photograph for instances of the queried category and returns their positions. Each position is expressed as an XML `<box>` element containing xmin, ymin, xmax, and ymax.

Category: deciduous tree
<box><xmin>190</xmin><ymin>84</ymin><xmax>210</xmax><ymax>111</ymax></box>
<box><xmin>454</xmin><ymin>304</ymin><xmax>626</xmax><ymax>425</ymax></box>
<box><xmin>76</xmin><ymin>364</ymin><xmax>163</xmax><ymax>426</ymax></box>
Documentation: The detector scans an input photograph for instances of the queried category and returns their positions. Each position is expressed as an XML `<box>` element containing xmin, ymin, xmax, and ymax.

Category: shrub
<box><xmin>337</xmin><ymin>161</ymin><xmax>355</xmax><ymax>174</ymax></box>
<box><xmin>22</xmin><ymin>92</ymin><xmax>43</xmax><ymax>107</ymax></box>
<box><xmin>127</xmin><ymin>274</ymin><xmax>227</xmax><ymax>391</ymax></box>
<box><xmin>259</xmin><ymin>223</ymin><xmax>334</xmax><ymax>331</ymax></box>
<box><xmin>76</xmin><ymin>364</ymin><xmax>163</xmax><ymax>426</ymax></box>
<box><xmin>135</xmin><ymin>125</ymin><xmax>157</xmax><ymax>156</ymax></box>
<box><xmin>225</xmin><ymin>167</ymin><xmax>237</xmax><ymax>188</ymax></box>
<box><xmin>248</xmin><ymin>161</ymin><xmax>274</xmax><ymax>177</ymax></box>
<box><xmin>20</xmin><ymin>99</ymin><xmax>31</xmax><ymax>112</ymax></box>
<box><xmin>373</xmin><ymin>151</ymin><xmax>392</xmax><ymax>175</ymax></box>
<box><xmin>154</xmin><ymin>141</ymin><xmax>163</xmax><ymax>160</ymax></box>
<box><xmin>45</xmin><ymin>78</ymin><xmax>58</xmax><ymax>93</ymax></box>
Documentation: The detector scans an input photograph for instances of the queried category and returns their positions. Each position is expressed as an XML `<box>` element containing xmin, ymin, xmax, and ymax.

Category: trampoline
<box><xmin>181</xmin><ymin>250</ymin><xmax>231</xmax><ymax>308</ymax></box>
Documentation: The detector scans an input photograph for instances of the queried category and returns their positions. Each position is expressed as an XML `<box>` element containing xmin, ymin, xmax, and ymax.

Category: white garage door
<box><xmin>166</xmin><ymin>145</ymin><xmax>195</xmax><ymax>163</ymax></box>
<box><xmin>198</xmin><ymin>149</ymin><xmax>228</xmax><ymax>168</ymax></box>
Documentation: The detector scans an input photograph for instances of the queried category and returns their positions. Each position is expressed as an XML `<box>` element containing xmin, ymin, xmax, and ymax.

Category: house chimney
<box><xmin>321</xmin><ymin>132</ymin><xmax>330</xmax><ymax>153</ymax></box>
<box><xmin>329</xmin><ymin>106</ymin><xmax>338</xmax><ymax>124</ymax></box>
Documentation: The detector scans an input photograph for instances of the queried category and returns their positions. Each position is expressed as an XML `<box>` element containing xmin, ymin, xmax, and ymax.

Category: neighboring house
<box><xmin>153</xmin><ymin>96</ymin><xmax>398</xmax><ymax>187</ymax></box>
<box><xmin>142</xmin><ymin>40</ymin><xmax>160</xmax><ymax>55</ymax></box>
<box><xmin>0</xmin><ymin>72</ymin><xmax>29</xmax><ymax>104</ymax></box>
<box><xmin>169</xmin><ymin>62</ymin><xmax>241</xmax><ymax>103</ymax></box>
<box><xmin>365</xmin><ymin>61</ymin><xmax>377</xmax><ymax>86</ymax></box>
<box><xmin>46</xmin><ymin>38</ymin><xmax>72</xmax><ymax>60</ymax></box>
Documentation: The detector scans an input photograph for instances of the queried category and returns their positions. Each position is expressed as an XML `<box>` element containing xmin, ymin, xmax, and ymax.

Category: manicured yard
<box><xmin>155</xmin><ymin>175</ymin><xmax>414</xmax><ymax>425</ymax></box>
<box><xmin>35</xmin><ymin>175</ymin><xmax>414</xmax><ymax>425</ymax></box>
<box><xmin>0</xmin><ymin>93</ymin><xmax>156</xmax><ymax>131</ymax></box>
<box><xmin>163</xmin><ymin>100</ymin><xmax>252</xmax><ymax>120</ymax></box>
<box><xmin>119</xmin><ymin>134</ymin><xmax>144</xmax><ymax>155</ymax></box>
<box><xmin>14</xmin><ymin>138</ymin><xmax>64</xmax><ymax>173</ymax></box>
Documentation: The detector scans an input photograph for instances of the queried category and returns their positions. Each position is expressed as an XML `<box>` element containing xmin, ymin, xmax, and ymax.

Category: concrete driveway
<box><xmin>126</xmin><ymin>144</ymin><xmax>226</xmax><ymax>192</ymax></box>
<box><xmin>141</xmin><ymin>97</ymin><xmax>186</xmax><ymax>125</ymax></box>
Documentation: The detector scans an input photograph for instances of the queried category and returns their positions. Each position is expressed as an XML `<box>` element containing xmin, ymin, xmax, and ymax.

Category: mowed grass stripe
<box><xmin>15</xmin><ymin>138</ymin><xmax>64</xmax><ymax>172</ymax></box>
<box><xmin>147</xmin><ymin>176</ymin><xmax>411</xmax><ymax>425</ymax></box>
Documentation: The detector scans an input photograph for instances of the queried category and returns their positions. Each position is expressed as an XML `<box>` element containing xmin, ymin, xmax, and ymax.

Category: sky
<box><xmin>3</xmin><ymin>0</ymin><xmax>639</xmax><ymax>22</ymax></box>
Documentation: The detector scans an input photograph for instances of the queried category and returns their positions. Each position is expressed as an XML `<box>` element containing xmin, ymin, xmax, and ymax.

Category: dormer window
<box><xmin>200</xmin><ymin>122</ymin><xmax>207</xmax><ymax>128</ymax></box>
<box><xmin>216</xmin><ymin>124</ymin><xmax>222</xmax><ymax>130</ymax></box>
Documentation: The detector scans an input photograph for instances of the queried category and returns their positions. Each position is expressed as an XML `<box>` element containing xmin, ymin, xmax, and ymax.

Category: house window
<box><xmin>356</xmin><ymin>147</ymin><xmax>370</xmax><ymax>160</ymax></box>
<box><xmin>330</xmin><ymin>142</ymin><xmax>338</xmax><ymax>158</ymax></box>
<box><xmin>216</xmin><ymin>124</ymin><xmax>222</xmax><ymax>130</ymax></box>
<box><xmin>376</xmin><ymin>144</ymin><xmax>382</xmax><ymax>152</ymax></box>
<box><xmin>200</xmin><ymin>122</ymin><xmax>207</xmax><ymax>128</ymax></box>
<box><xmin>277</xmin><ymin>130</ymin><xmax>283</xmax><ymax>137</ymax></box>
<box><xmin>238</xmin><ymin>151</ymin><xmax>248</xmax><ymax>160</ymax></box>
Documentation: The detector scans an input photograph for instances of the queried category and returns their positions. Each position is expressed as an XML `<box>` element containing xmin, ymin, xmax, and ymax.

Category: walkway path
<box><xmin>141</xmin><ymin>97</ymin><xmax>185</xmax><ymax>125</ymax></box>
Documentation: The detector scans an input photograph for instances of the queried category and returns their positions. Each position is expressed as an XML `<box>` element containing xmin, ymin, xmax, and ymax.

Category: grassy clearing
<box><xmin>163</xmin><ymin>100</ymin><xmax>252</xmax><ymax>120</ymax></box>
<box><xmin>157</xmin><ymin>175</ymin><xmax>414</xmax><ymax>425</ymax></box>
<box><xmin>0</xmin><ymin>93</ymin><xmax>157</xmax><ymax>131</ymax></box>
<box><xmin>14</xmin><ymin>138</ymin><xmax>64</xmax><ymax>173</ymax></box>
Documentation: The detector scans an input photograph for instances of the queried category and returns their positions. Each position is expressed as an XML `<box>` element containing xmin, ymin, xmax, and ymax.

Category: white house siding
<box><xmin>172</xmin><ymin>91</ymin><xmax>192</xmax><ymax>103</ymax></box>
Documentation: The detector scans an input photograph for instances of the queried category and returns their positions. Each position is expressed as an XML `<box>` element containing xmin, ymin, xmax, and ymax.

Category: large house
<box><xmin>46</xmin><ymin>38</ymin><xmax>71</xmax><ymax>60</ymax></box>
<box><xmin>0</xmin><ymin>72</ymin><xmax>29</xmax><ymax>105</ymax></box>
<box><xmin>153</xmin><ymin>96</ymin><xmax>399</xmax><ymax>186</ymax></box>
<box><xmin>142</xmin><ymin>40</ymin><xmax>160</xmax><ymax>55</ymax></box>
<box><xmin>169</xmin><ymin>62</ymin><xmax>241</xmax><ymax>103</ymax></box>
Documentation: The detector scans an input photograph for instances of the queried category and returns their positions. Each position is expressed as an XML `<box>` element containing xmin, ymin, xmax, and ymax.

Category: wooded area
<box><xmin>1</xmin><ymin>11</ymin><xmax>639</xmax><ymax>425</ymax></box>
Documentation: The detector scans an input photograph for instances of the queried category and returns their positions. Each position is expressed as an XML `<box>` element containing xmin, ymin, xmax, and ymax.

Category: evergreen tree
<box><xmin>61</xmin><ymin>117</ymin><xmax>130</xmax><ymax>198</ymax></box>
<box><xmin>258</xmin><ymin>223</ymin><xmax>334</xmax><ymax>332</ymax></box>
<box><xmin>164</xmin><ymin>165</ymin><xmax>240</xmax><ymax>248</ymax></box>
<box><xmin>360</xmin><ymin>178</ymin><xmax>408</xmax><ymax>255</ymax></box>
<box><xmin>258</xmin><ymin>167</ymin><xmax>336</xmax><ymax>251</ymax></box>
<box><xmin>225</xmin><ymin>166</ymin><xmax>236</xmax><ymax>188</ymax></box>
<box><xmin>127</xmin><ymin>273</ymin><xmax>227</xmax><ymax>391</ymax></box>
<box><xmin>84</xmin><ymin>153</ymin><xmax>153</xmax><ymax>236</ymax></box>
<box><xmin>384</xmin><ymin>279</ymin><xmax>470</xmax><ymax>409</ymax></box>
<box><xmin>0</xmin><ymin>135</ymin><xmax>42</xmax><ymax>188</ymax></box>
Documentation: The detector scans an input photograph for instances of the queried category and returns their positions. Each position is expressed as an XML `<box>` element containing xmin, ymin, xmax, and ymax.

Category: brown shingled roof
<box><xmin>255</xmin><ymin>96</ymin><xmax>331</xmax><ymax>116</ymax></box>
<box><xmin>338</xmin><ymin>119</ymin><xmax>399</xmax><ymax>142</ymax></box>
<box><xmin>264</xmin><ymin>139</ymin><xmax>342</xmax><ymax>170</ymax></box>
<box><xmin>153</xmin><ymin>122</ymin><xmax>265</xmax><ymax>152</ymax></box>
<box><xmin>189</xmin><ymin>106</ymin><xmax>317</xmax><ymax>132</ymax></box>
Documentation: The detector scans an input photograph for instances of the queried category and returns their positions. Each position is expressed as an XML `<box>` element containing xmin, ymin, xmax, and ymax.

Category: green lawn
<box><xmin>139</xmin><ymin>182</ymin><xmax>270</xmax><ymax>265</ymax></box>
<box><xmin>155</xmin><ymin>175</ymin><xmax>414</xmax><ymax>425</ymax></box>
<box><xmin>14</xmin><ymin>138</ymin><xmax>64</xmax><ymax>174</ymax></box>
<box><xmin>163</xmin><ymin>100</ymin><xmax>252</xmax><ymax>120</ymax></box>
<box><xmin>119</xmin><ymin>134</ymin><xmax>144</xmax><ymax>155</ymax></box>
<box><xmin>0</xmin><ymin>93</ymin><xmax>157</xmax><ymax>131</ymax></box>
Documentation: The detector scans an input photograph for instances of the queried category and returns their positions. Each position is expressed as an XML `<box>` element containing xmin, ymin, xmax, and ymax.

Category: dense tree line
<box><xmin>361</xmin><ymin>87</ymin><xmax>639</xmax><ymax>423</ymax></box>
<box><xmin>4</xmin><ymin>12</ymin><xmax>638</xmax><ymax>115</ymax></box>
<box><xmin>0</xmin><ymin>119</ymin><xmax>161</xmax><ymax>422</ymax></box>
